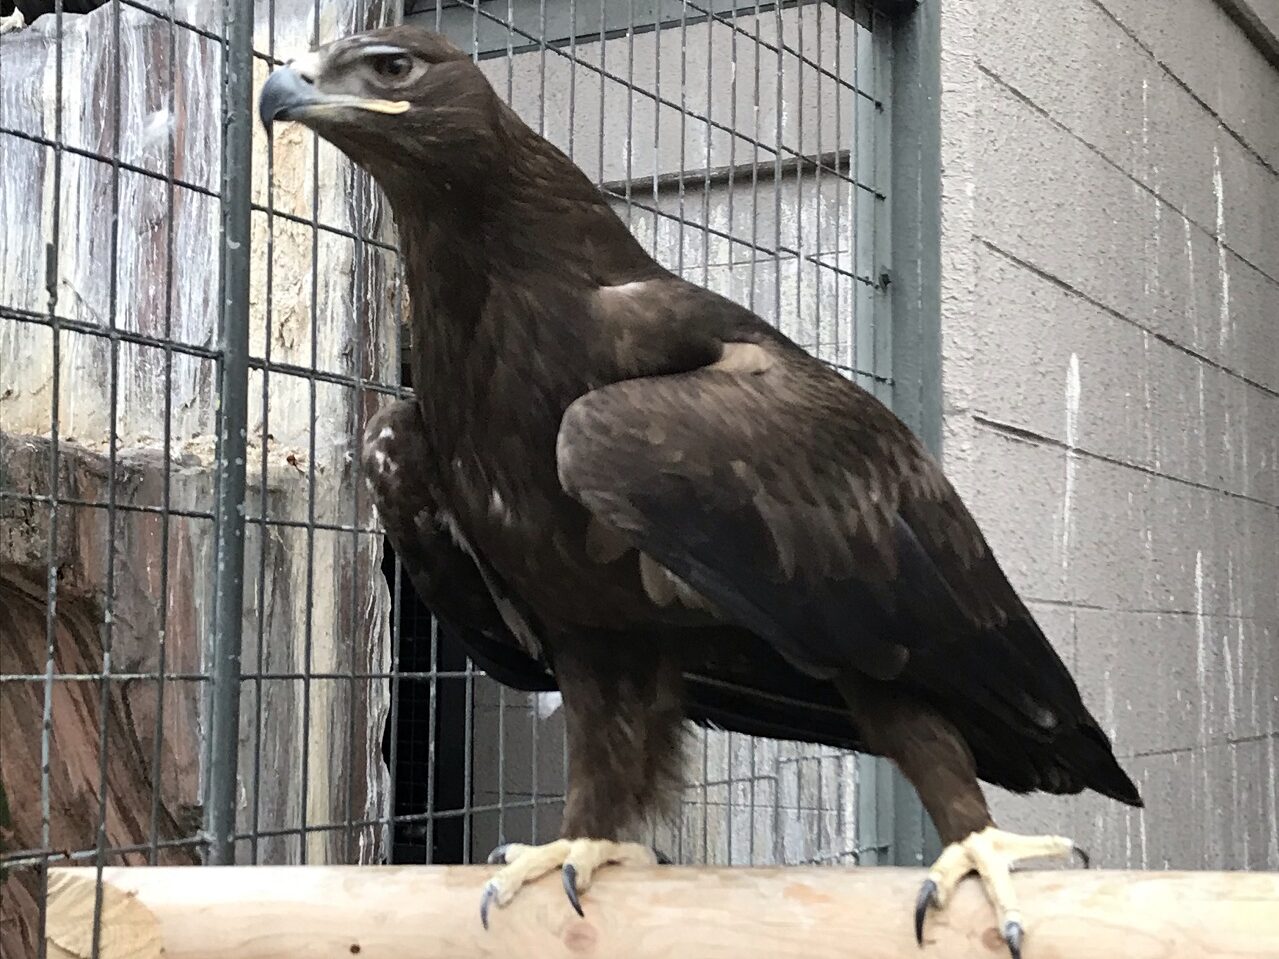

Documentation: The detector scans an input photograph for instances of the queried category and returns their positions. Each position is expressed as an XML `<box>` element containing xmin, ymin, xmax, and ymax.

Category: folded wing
<box><xmin>556</xmin><ymin>347</ymin><xmax>1139</xmax><ymax>803</ymax></box>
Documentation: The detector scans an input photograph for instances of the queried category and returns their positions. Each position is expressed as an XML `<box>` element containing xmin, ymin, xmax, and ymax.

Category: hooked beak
<box><xmin>258</xmin><ymin>51</ymin><xmax>410</xmax><ymax>131</ymax></box>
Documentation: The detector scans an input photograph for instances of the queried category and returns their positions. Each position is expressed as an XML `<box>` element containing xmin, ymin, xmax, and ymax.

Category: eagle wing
<box><xmin>362</xmin><ymin>400</ymin><xmax>557</xmax><ymax>692</ymax></box>
<box><xmin>557</xmin><ymin>344</ymin><xmax>1139</xmax><ymax>801</ymax></box>
<box><xmin>362</xmin><ymin>398</ymin><xmax>871</xmax><ymax>752</ymax></box>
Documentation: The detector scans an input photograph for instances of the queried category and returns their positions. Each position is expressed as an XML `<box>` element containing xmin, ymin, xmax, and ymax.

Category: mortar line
<box><xmin>1083</xmin><ymin>0</ymin><xmax>1279</xmax><ymax>178</ymax></box>
<box><xmin>979</xmin><ymin>239</ymin><xmax>1279</xmax><ymax>401</ymax></box>
<box><xmin>972</xmin><ymin>413</ymin><xmax>1279</xmax><ymax>511</ymax></box>
<box><xmin>976</xmin><ymin>63</ymin><xmax>1279</xmax><ymax>290</ymax></box>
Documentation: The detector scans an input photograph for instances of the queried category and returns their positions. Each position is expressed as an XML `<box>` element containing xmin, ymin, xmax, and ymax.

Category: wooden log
<box><xmin>45</xmin><ymin>865</ymin><xmax>1279</xmax><ymax>958</ymax></box>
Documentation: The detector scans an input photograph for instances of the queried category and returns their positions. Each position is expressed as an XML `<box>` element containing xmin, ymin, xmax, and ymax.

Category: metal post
<box><xmin>204</xmin><ymin>0</ymin><xmax>255</xmax><ymax>867</ymax></box>
<box><xmin>887</xmin><ymin>0</ymin><xmax>943</xmax><ymax>868</ymax></box>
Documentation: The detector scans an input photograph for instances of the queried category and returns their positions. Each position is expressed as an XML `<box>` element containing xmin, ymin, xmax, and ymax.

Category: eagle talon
<box><xmin>914</xmin><ymin>878</ymin><xmax>937</xmax><ymax>946</ymax></box>
<box><xmin>479</xmin><ymin>881</ymin><xmax>499</xmax><ymax>931</ymax></box>
<box><xmin>1002</xmin><ymin>920</ymin><xmax>1023</xmax><ymax>959</ymax></box>
<box><xmin>913</xmin><ymin>828</ymin><xmax>1080</xmax><ymax>959</ymax></box>
<box><xmin>1072</xmin><ymin>844</ymin><xmax>1091</xmax><ymax>869</ymax></box>
<box><xmin>477</xmin><ymin>838</ymin><xmax>654</xmax><ymax>929</ymax></box>
<box><xmin>562</xmin><ymin>863</ymin><xmax>585</xmax><ymax>917</ymax></box>
<box><xmin>486</xmin><ymin>842</ymin><xmax>514</xmax><ymax>865</ymax></box>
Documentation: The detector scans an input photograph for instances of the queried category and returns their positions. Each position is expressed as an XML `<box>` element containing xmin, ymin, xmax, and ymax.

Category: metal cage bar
<box><xmin>204</xmin><ymin>0</ymin><xmax>256</xmax><ymax>869</ymax></box>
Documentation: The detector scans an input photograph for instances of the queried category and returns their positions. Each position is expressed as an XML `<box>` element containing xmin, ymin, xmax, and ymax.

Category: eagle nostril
<box><xmin>284</xmin><ymin>56</ymin><xmax>318</xmax><ymax>84</ymax></box>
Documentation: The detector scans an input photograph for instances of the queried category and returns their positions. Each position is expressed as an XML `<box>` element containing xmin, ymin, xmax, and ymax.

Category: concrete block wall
<box><xmin>937</xmin><ymin>0</ymin><xmax>1279</xmax><ymax>868</ymax></box>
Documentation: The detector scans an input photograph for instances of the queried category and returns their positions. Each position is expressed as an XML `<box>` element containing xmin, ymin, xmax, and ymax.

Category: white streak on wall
<box><xmin>1223</xmin><ymin>611</ymin><xmax>1241</xmax><ymax>862</ymax></box>
<box><xmin>1141</xmin><ymin>77</ymin><xmax>1163</xmax><ymax>311</ymax></box>
<box><xmin>1212</xmin><ymin>143</ymin><xmax>1231</xmax><ymax>350</ymax></box>
<box><xmin>1197</xmin><ymin>365</ymin><xmax>1208</xmax><ymax>472</ymax></box>
<box><xmin>1267</xmin><ymin>733</ymin><xmax>1279</xmax><ymax>867</ymax></box>
<box><xmin>1137</xmin><ymin>331</ymin><xmax>1158</xmax><ymax>488</ymax></box>
<box><xmin>1223</xmin><ymin>573</ymin><xmax>1238</xmax><ymax>735</ymax></box>
<box><xmin>1183</xmin><ymin>215</ymin><xmax>1199</xmax><ymax>347</ymax></box>
<box><xmin>1195</xmin><ymin>551</ymin><xmax>1206</xmax><ymax>716</ymax></box>
<box><xmin>1060</xmin><ymin>353</ymin><xmax>1080</xmax><ymax>577</ymax></box>
<box><xmin>1139</xmin><ymin>78</ymin><xmax>1149</xmax><ymax>180</ymax></box>
<box><xmin>1194</xmin><ymin>549</ymin><xmax>1214</xmax><ymax>853</ymax></box>
<box><xmin>1103</xmin><ymin>669</ymin><xmax>1116</xmax><ymax>742</ymax></box>
<box><xmin>1138</xmin><ymin>803</ymin><xmax>1148</xmax><ymax>870</ymax></box>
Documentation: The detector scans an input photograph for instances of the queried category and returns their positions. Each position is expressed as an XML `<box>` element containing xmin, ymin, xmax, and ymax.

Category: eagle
<box><xmin>259</xmin><ymin>27</ymin><xmax>1141</xmax><ymax>958</ymax></box>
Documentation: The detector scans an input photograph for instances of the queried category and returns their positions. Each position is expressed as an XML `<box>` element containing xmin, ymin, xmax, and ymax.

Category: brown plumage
<box><xmin>262</xmin><ymin>26</ymin><xmax>1140</xmax><ymax>955</ymax></box>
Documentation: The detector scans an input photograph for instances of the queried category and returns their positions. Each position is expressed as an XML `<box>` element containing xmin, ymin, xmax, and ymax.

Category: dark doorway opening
<box><xmin>380</xmin><ymin>534</ymin><xmax>475</xmax><ymax>864</ymax></box>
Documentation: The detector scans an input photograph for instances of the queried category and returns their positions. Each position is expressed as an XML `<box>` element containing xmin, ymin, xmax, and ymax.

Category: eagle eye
<box><xmin>370</xmin><ymin>53</ymin><xmax>413</xmax><ymax>80</ymax></box>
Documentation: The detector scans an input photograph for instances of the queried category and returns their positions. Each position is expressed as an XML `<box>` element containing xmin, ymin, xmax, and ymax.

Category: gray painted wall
<box><xmin>936</xmin><ymin>0</ymin><xmax>1279</xmax><ymax>869</ymax></box>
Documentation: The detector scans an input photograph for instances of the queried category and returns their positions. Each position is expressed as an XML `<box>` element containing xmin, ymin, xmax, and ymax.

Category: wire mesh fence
<box><xmin>0</xmin><ymin>0</ymin><xmax>896</xmax><ymax>954</ymax></box>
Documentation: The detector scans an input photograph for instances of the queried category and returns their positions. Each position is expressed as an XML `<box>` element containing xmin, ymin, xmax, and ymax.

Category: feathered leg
<box><xmin>837</xmin><ymin>674</ymin><xmax>1086</xmax><ymax>959</ymax></box>
<box><xmin>480</xmin><ymin>636</ymin><xmax>684</xmax><ymax>928</ymax></box>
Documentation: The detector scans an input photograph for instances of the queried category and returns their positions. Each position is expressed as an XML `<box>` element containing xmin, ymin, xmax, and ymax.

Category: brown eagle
<box><xmin>260</xmin><ymin>26</ymin><xmax>1141</xmax><ymax>958</ymax></box>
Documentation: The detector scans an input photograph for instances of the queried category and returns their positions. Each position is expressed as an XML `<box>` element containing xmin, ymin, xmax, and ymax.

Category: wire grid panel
<box><xmin>0</xmin><ymin>0</ymin><xmax>401</xmax><ymax>954</ymax></box>
<box><xmin>239</xmin><ymin>0</ymin><xmax>406</xmax><ymax>870</ymax></box>
<box><xmin>0</xmin><ymin>4</ymin><xmax>895</xmax><ymax>955</ymax></box>
<box><xmin>404</xmin><ymin>0</ymin><xmax>896</xmax><ymax>869</ymax></box>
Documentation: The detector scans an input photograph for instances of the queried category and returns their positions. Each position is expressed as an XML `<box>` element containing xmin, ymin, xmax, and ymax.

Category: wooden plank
<box><xmin>47</xmin><ymin>865</ymin><xmax>1279</xmax><ymax>958</ymax></box>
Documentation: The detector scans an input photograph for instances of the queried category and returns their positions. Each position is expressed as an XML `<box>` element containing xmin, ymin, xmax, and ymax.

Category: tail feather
<box><xmin>1070</xmin><ymin>723</ymin><xmax>1143</xmax><ymax>807</ymax></box>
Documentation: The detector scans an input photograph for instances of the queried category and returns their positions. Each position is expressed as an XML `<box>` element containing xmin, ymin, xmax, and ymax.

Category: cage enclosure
<box><xmin>0</xmin><ymin>2</ymin><xmax>907</xmax><ymax>955</ymax></box>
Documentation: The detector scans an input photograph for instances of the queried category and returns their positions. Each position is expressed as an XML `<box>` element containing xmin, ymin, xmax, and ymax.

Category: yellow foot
<box><xmin>914</xmin><ymin>827</ymin><xmax>1088</xmax><ymax>959</ymax></box>
<box><xmin>480</xmin><ymin>838</ymin><xmax>660</xmax><ymax>929</ymax></box>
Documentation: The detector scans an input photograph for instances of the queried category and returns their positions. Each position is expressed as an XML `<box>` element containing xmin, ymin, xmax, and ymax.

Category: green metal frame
<box><xmin>884</xmin><ymin>0</ymin><xmax>943</xmax><ymax>866</ymax></box>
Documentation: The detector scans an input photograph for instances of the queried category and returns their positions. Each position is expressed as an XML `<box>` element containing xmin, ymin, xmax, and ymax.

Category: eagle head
<box><xmin>259</xmin><ymin>26</ymin><xmax>504</xmax><ymax>192</ymax></box>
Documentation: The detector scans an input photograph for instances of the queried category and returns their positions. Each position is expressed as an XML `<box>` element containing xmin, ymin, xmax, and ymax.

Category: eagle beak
<box><xmin>259</xmin><ymin>52</ymin><xmax>410</xmax><ymax>132</ymax></box>
<box><xmin>259</xmin><ymin>63</ymin><xmax>318</xmax><ymax>130</ymax></box>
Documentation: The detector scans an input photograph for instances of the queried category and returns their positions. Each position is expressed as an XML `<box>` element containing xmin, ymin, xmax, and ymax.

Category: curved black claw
<box><xmin>1002</xmin><ymin>920</ymin><xmax>1023</xmax><ymax>959</ymax></box>
<box><xmin>1072</xmin><ymin>844</ymin><xmax>1091</xmax><ymax>869</ymax></box>
<box><xmin>561</xmin><ymin>863</ymin><xmax>585</xmax><ymax>918</ymax></box>
<box><xmin>486</xmin><ymin>843</ymin><xmax>513</xmax><ymax>866</ymax></box>
<box><xmin>914</xmin><ymin>878</ymin><xmax>937</xmax><ymax>947</ymax></box>
<box><xmin>654</xmin><ymin>849</ymin><xmax>673</xmax><ymax>865</ymax></box>
<box><xmin>479</xmin><ymin>881</ymin><xmax>499</xmax><ymax>931</ymax></box>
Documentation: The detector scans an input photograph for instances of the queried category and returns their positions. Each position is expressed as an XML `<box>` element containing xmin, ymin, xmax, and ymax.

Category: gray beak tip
<box><xmin>258</xmin><ymin>66</ymin><xmax>312</xmax><ymax>132</ymax></box>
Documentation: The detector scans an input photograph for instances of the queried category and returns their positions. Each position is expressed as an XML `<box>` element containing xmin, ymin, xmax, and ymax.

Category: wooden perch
<box><xmin>46</xmin><ymin>865</ymin><xmax>1278</xmax><ymax>959</ymax></box>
